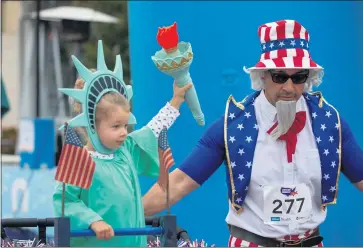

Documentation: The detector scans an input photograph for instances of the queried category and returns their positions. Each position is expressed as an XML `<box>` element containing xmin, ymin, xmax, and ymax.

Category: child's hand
<box><xmin>90</xmin><ymin>220</ymin><xmax>114</xmax><ymax>240</ymax></box>
<box><xmin>170</xmin><ymin>82</ymin><xmax>193</xmax><ymax>110</ymax></box>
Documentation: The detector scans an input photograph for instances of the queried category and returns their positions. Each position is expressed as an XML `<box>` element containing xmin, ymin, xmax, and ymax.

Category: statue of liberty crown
<box><xmin>58</xmin><ymin>40</ymin><xmax>135</xmax><ymax>154</ymax></box>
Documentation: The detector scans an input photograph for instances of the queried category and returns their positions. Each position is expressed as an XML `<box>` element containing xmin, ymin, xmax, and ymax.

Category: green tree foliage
<box><xmin>71</xmin><ymin>0</ymin><xmax>130</xmax><ymax>84</ymax></box>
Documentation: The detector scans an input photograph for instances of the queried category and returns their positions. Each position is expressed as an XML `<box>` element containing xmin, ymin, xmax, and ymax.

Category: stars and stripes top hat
<box><xmin>245</xmin><ymin>20</ymin><xmax>323</xmax><ymax>71</ymax></box>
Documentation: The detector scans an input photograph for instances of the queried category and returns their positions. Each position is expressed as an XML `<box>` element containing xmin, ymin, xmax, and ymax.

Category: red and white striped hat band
<box><xmin>246</xmin><ymin>20</ymin><xmax>323</xmax><ymax>70</ymax></box>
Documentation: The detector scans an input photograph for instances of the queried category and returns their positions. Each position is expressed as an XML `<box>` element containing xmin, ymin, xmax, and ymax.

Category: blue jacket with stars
<box><xmin>179</xmin><ymin>91</ymin><xmax>363</xmax><ymax>213</ymax></box>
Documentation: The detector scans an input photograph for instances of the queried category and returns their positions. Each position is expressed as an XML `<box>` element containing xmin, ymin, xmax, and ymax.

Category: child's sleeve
<box><xmin>146</xmin><ymin>102</ymin><xmax>180</xmax><ymax>138</ymax></box>
<box><xmin>124</xmin><ymin>126</ymin><xmax>160</xmax><ymax>178</ymax></box>
<box><xmin>53</xmin><ymin>182</ymin><xmax>103</xmax><ymax>230</ymax></box>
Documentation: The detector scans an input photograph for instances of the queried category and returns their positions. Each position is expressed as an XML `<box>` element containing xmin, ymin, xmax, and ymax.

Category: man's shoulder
<box><xmin>224</xmin><ymin>91</ymin><xmax>261</xmax><ymax>113</ymax></box>
<box><xmin>304</xmin><ymin>91</ymin><xmax>339</xmax><ymax>113</ymax></box>
<box><xmin>200</xmin><ymin>93</ymin><xmax>257</xmax><ymax>142</ymax></box>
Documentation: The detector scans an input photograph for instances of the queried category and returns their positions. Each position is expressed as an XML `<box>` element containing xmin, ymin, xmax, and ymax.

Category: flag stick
<box><xmin>61</xmin><ymin>123</ymin><xmax>69</xmax><ymax>217</ymax></box>
<box><xmin>62</xmin><ymin>182</ymin><xmax>65</xmax><ymax>217</ymax></box>
<box><xmin>166</xmin><ymin>173</ymin><xmax>170</xmax><ymax>215</ymax></box>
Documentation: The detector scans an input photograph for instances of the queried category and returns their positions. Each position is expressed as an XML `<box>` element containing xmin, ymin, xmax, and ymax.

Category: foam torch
<box><xmin>151</xmin><ymin>22</ymin><xmax>205</xmax><ymax>126</ymax></box>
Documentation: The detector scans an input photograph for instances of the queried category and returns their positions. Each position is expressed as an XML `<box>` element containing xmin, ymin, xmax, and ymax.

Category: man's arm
<box><xmin>143</xmin><ymin>116</ymin><xmax>226</xmax><ymax>216</ymax></box>
<box><xmin>143</xmin><ymin>169</ymin><xmax>199</xmax><ymax>216</ymax></box>
<box><xmin>340</xmin><ymin>117</ymin><xmax>363</xmax><ymax>191</ymax></box>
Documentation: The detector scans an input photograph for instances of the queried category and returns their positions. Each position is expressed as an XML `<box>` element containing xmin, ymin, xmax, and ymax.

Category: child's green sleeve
<box><xmin>124</xmin><ymin>126</ymin><xmax>160</xmax><ymax>178</ymax></box>
<box><xmin>53</xmin><ymin>182</ymin><xmax>102</xmax><ymax>230</ymax></box>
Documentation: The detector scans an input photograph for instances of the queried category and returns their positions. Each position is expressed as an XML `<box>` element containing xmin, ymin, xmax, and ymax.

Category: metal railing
<box><xmin>2</xmin><ymin>215</ymin><xmax>177</xmax><ymax>247</ymax></box>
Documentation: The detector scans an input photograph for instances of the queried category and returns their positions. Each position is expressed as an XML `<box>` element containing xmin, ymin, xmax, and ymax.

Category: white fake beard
<box><xmin>270</xmin><ymin>100</ymin><xmax>297</xmax><ymax>140</ymax></box>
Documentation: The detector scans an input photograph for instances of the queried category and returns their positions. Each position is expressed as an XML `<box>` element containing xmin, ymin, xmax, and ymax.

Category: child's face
<box><xmin>96</xmin><ymin>105</ymin><xmax>130</xmax><ymax>150</ymax></box>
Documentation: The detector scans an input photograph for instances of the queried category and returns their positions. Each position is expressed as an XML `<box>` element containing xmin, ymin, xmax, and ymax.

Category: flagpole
<box><xmin>61</xmin><ymin>123</ymin><xmax>69</xmax><ymax>217</ymax></box>
<box><xmin>166</xmin><ymin>174</ymin><xmax>170</xmax><ymax>215</ymax></box>
<box><xmin>62</xmin><ymin>183</ymin><xmax>65</xmax><ymax>217</ymax></box>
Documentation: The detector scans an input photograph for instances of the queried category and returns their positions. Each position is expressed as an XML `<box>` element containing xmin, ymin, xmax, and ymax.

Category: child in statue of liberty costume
<box><xmin>53</xmin><ymin>41</ymin><xmax>192</xmax><ymax>247</ymax></box>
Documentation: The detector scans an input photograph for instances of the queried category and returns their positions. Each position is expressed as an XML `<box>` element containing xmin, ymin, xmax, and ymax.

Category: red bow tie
<box><xmin>267</xmin><ymin>111</ymin><xmax>307</xmax><ymax>163</ymax></box>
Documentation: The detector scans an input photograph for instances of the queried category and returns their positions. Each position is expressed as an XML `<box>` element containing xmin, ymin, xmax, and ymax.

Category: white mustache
<box><xmin>278</xmin><ymin>94</ymin><xmax>296</xmax><ymax>98</ymax></box>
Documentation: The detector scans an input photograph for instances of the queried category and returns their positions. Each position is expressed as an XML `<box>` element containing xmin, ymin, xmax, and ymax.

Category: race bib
<box><xmin>263</xmin><ymin>184</ymin><xmax>312</xmax><ymax>225</ymax></box>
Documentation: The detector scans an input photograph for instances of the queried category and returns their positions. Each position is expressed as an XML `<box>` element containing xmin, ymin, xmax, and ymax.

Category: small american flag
<box><xmin>158</xmin><ymin>127</ymin><xmax>175</xmax><ymax>190</ymax></box>
<box><xmin>55</xmin><ymin>123</ymin><xmax>95</xmax><ymax>189</ymax></box>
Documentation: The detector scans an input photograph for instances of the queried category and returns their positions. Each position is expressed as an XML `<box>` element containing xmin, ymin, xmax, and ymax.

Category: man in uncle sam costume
<box><xmin>142</xmin><ymin>20</ymin><xmax>363</xmax><ymax>247</ymax></box>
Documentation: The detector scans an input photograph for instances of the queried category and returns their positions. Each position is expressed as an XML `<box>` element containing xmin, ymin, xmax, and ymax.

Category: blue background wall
<box><xmin>128</xmin><ymin>1</ymin><xmax>363</xmax><ymax>246</ymax></box>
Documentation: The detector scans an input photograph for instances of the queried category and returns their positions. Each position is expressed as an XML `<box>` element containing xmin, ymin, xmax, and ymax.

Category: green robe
<box><xmin>53</xmin><ymin>126</ymin><xmax>160</xmax><ymax>247</ymax></box>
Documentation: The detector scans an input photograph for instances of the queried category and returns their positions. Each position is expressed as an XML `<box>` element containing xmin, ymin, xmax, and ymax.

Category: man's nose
<box><xmin>282</xmin><ymin>79</ymin><xmax>295</xmax><ymax>92</ymax></box>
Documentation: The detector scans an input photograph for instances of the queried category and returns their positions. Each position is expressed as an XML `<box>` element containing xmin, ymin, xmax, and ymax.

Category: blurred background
<box><xmin>1</xmin><ymin>0</ymin><xmax>363</xmax><ymax>246</ymax></box>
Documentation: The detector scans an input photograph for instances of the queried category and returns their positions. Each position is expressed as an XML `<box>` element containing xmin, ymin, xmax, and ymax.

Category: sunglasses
<box><xmin>269</xmin><ymin>70</ymin><xmax>309</xmax><ymax>84</ymax></box>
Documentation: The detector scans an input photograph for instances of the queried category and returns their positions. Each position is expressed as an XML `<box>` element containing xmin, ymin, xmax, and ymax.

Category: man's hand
<box><xmin>90</xmin><ymin>220</ymin><xmax>114</xmax><ymax>240</ymax></box>
<box><xmin>169</xmin><ymin>82</ymin><xmax>193</xmax><ymax>110</ymax></box>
